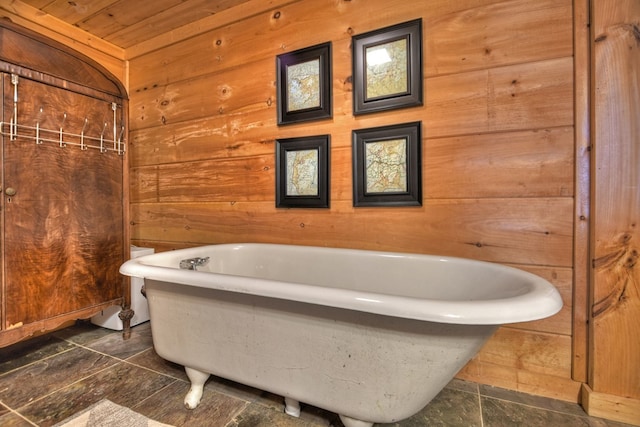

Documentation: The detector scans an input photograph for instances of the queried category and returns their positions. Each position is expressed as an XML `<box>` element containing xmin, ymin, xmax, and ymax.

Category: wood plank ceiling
<box><xmin>17</xmin><ymin>0</ymin><xmax>251</xmax><ymax>49</ymax></box>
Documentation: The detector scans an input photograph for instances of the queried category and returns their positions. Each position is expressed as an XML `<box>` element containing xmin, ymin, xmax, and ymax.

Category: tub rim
<box><xmin>120</xmin><ymin>243</ymin><xmax>563</xmax><ymax>325</ymax></box>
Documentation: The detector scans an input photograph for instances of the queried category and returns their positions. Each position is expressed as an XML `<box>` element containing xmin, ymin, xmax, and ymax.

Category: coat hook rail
<box><xmin>2</xmin><ymin>77</ymin><xmax>125</xmax><ymax>155</ymax></box>
<box><xmin>0</xmin><ymin>121</ymin><xmax>126</xmax><ymax>155</ymax></box>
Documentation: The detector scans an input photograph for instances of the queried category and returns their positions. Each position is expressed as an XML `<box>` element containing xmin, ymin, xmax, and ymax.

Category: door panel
<box><xmin>2</xmin><ymin>74</ymin><xmax>124</xmax><ymax>328</ymax></box>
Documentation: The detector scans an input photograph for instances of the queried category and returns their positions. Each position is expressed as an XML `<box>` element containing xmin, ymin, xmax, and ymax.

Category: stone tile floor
<box><xmin>0</xmin><ymin>321</ymin><xmax>634</xmax><ymax>426</ymax></box>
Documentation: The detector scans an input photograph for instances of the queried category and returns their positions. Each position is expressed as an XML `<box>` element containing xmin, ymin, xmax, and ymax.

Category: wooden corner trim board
<box><xmin>581</xmin><ymin>384</ymin><xmax>640</xmax><ymax>426</ymax></box>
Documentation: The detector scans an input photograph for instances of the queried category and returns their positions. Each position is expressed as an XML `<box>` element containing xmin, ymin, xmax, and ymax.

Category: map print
<box><xmin>365</xmin><ymin>139</ymin><xmax>407</xmax><ymax>193</ymax></box>
<box><xmin>287</xmin><ymin>59</ymin><xmax>321</xmax><ymax>112</ymax></box>
<box><xmin>286</xmin><ymin>149</ymin><xmax>319</xmax><ymax>196</ymax></box>
<box><xmin>365</xmin><ymin>39</ymin><xmax>408</xmax><ymax>99</ymax></box>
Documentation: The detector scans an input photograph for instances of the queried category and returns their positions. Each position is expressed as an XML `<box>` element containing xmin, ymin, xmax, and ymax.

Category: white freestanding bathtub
<box><xmin>120</xmin><ymin>243</ymin><xmax>562</xmax><ymax>427</ymax></box>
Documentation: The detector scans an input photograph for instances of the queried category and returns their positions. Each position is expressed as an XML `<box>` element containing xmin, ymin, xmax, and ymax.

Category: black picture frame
<box><xmin>276</xmin><ymin>42</ymin><xmax>332</xmax><ymax>125</ymax></box>
<box><xmin>352</xmin><ymin>19</ymin><xmax>423</xmax><ymax>115</ymax></box>
<box><xmin>352</xmin><ymin>121</ymin><xmax>422</xmax><ymax>207</ymax></box>
<box><xmin>276</xmin><ymin>135</ymin><xmax>330</xmax><ymax>208</ymax></box>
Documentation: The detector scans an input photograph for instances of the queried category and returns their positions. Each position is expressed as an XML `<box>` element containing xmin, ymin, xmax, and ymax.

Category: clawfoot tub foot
<box><xmin>284</xmin><ymin>397</ymin><xmax>301</xmax><ymax>417</ymax></box>
<box><xmin>339</xmin><ymin>415</ymin><xmax>373</xmax><ymax>427</ymax></box>
<box><xmin>184</xmin><ymin>367</ymin><xmax>210</xmax><ymax>409</ymax></box>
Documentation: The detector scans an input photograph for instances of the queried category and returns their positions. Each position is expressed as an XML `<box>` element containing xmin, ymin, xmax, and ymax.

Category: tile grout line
<box><xmin>477</xmin><ymin>384</ymin><xmax>485</xmax><ymax>427</ymax></box>
<box><xmin>2</xmin><ymin>404</ymin><xmax>39</xmax><ymax>427</ymax></box>
<box><xmin>223</xmin><ymin>401</ymin><xmax>252</xmax><ymax>427</ymax></box>
<box><xmin>479</xmin><ymin>394</ymin><xmax>600</xmax><ymax>421</ymax></box>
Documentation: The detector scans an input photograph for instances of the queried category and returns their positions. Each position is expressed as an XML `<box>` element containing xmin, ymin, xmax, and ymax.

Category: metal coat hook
<box><xmin>100</xmin><ymin>122</ymin><xmax>108</xmax><ymax>153</ymax></box>
<box><xmin>9</xmin><ymin>110</ymin><xmax>16</xmax><ymax>141</ymax></box>
<box><xmin>59</xmin><ymin>112</ymin><xmax>67</xmax><ymax>147</ymax></box>
<box><xmin>117</xmin><ymin>126</ymin><xmax>126</xmax><ymax>155</ymax></box>
<box><xmin>10</xmin><ymin>74</ymin><xmax>18</xmax><ymax>141</ymax></box>
<box><xmin>35</xmin><ymin>106</ymin><xmax>44</xmax><ymax>144</ymax></box>
<box><xmin>112</xmin><ymin>102</ymin><xmax>118</xmax><ymax>151</ymax></box>
<box><xmin>80</xmin><ymin>118</ymin><xmax>89</xmax><ymax>150</ymax></box>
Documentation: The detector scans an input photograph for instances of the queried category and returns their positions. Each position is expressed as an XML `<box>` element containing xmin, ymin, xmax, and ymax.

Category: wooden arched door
<box><xmin>0</xmin><ymin>20</ymin><xmax>129</xmax><ymax>347</ymax></box>
<box><xmin>2</xmin><ymin>74</ymin><xmax>125</xmax><ymax>329</ymax></box>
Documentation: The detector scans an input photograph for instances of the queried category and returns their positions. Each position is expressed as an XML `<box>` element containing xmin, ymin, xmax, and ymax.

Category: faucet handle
<box><xmin>179</xmin><ymin>257</ymin><xmax>210</xmax><ymax>270</ymax></box>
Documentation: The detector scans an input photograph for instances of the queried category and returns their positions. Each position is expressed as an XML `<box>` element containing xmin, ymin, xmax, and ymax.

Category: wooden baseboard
<box><xmin>581</xmin><ymin>384</ymin><xmax>640</xmax><ymax>426</ymax></box>
<box><xmin>0</xmin><ymin>299</ymin><xmax>124</xmax><ymax>348</ymax></box>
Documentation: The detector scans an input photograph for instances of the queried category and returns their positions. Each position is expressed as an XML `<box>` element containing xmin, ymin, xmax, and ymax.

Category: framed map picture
<box><xmin>352</xmin><ymin>122</ymin><xmax>422</xmax><ymax>207</ymax></box>
<box><xmin>352</xmin><ymin>19</ymin><xmax>422</xmax><ymax>115</ymax></box>
<box><xmin>276</xmin><ymin>135</ymin><xmax>330</xmax><ymax>208</ymax></box>
<box><xmin>276</xmin><ymin>42</ymin><xmax>332</xmax><ymax>125</ymax></box>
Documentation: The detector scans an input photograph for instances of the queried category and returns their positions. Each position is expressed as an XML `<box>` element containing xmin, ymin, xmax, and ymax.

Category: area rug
<box><xmin>54</xmin><ymin>399</ymin><xmax>174</xmax><ymax>427</ymax></box>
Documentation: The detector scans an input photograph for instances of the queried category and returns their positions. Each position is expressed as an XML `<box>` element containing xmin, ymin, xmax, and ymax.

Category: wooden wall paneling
<box><xmin>424</xmin><ymin>127</ymin><xmax>574</xmax><ymax>198</ymax></box>
<box><xmin>130</xmin><ymin>198</ymin><xmax>573</xmax><ymax>266</ymax></box>
<box><xmin>105</xmin><ymin>0</ymin><xmax>252</xmax><ymax>49</ymax></box>
<box><xmin>124</xmin><ymin>0</ymin><xmax>297</xmax><ymax>60</ymax></box>
<box><xmin>130</xmin><ymin>56</ymin><xmax>275</xmax><ymax>131</ymax></box>
<box><xmin>424</xmin><ymin>0</ymin><xmax>572</xmax><ymax>76</ymax></box>
<box><xmin>129</xmin><ymin>56</ymin><xmax>573</xmax><ymax>140</ymax></box>
<box><xmin>128</xmin><ymin>109</ymin><xmax>276</xmax><ymax>167</ymax></box>
<box><xmin>425</xmin><ymin>58</ymin><xmax>573</xmax><ymax>138</ymax></box>
<box><xmin>585</xmin><ymin>0</ymin><xmax>640</xmax><ymax>424</ymax></box>
<box><xmin>126</xmin><ymin>0</ymin><xmax>389</xmax><ymax>91</ymax></box>
<box><xmin>457</xmin><ymin>328</ymin><xmax>580</xmax><ymax>402</ymax></box>
<box><xmin>156</xmin><ymin>156</ymin><xmax>273</xmax><ymax>202</ymax></box>
<box><xmin>128</xmin><ymin>0</ymin><xmax>570</xmax><ymax>91</ymax></box>
<box><xmin>132</xmin><ymin>125</ymin><xmax>575</xmax><ymax>204</ymax></box>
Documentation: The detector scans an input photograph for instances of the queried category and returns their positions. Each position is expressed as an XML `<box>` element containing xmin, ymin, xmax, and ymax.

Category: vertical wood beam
<box><xmin>572</xmin><ymin>0</ymin><xmax>591</xmax><ymax>384</ymax></box>
<box><xmin>586</xmin><ymin>0</ymin><xmax>640</xmax><ymax>424</ymax></box>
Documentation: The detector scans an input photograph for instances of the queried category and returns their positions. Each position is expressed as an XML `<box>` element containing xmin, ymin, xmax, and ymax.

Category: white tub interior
<box><xmin>121</xmin><ymin>243</ymin><xmax>562</xmax><ymax>325</ymax></box>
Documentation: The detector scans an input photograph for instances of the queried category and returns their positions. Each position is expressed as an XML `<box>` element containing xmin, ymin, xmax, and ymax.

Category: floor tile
<box><xmin>447</xmin><ymin>378</ymin><xmax>480</xmax><ymax>395</ymax></box>
<box><xmin>479</xmin><ymin>383</ymin><xmax>587</xmax><ymax>417</ymax></box>
<box><xmin>52</xmin><ymin>320</ymin><xmax>116</xmax><ymax>346</ymax></box>
<box><xmin>127</xmin><ymin>348</ymin><xmax>188</xmax><ymax>381</ymax></box>
<box><xmin>0</xmin><ymin>347</ymin><xmax>118</xmax><ymax>408</ymax></box>
<box><xmin>226</xmin><ymin>403</ymin><xmax>331</xmax><ymax>427</ymax></box>
<box><xmin>481</xmin><ymin>396</ymin><xmax>609</xmax><ymax>427</ymax></box>
<box><xmin>0</xmin><ymin>411</ymin><xmax>35</xmax><ymax>427</ymax></box>
<box><xmin>84</xmin><ymin>324</ymin><xmax>153</xmax><ymax>360</ymax></box>
<box><xmin>133</xmin><ymin>380</ymin><xmax>247</xmax><ymax>427</ymax></box>
<box><xmin>379</xmin><ymin>387</ymin><xmax>482</xmax><ymax>427</ymax></box>
<box><xmin>0</xmin><ymin>335</ymin><xmax>74</xmax><ymax>375</ymax></box>
<box><xmin>18</xmin><ymin>361</ymin><xmax>176</xmax><ymax>426</ymax></box>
